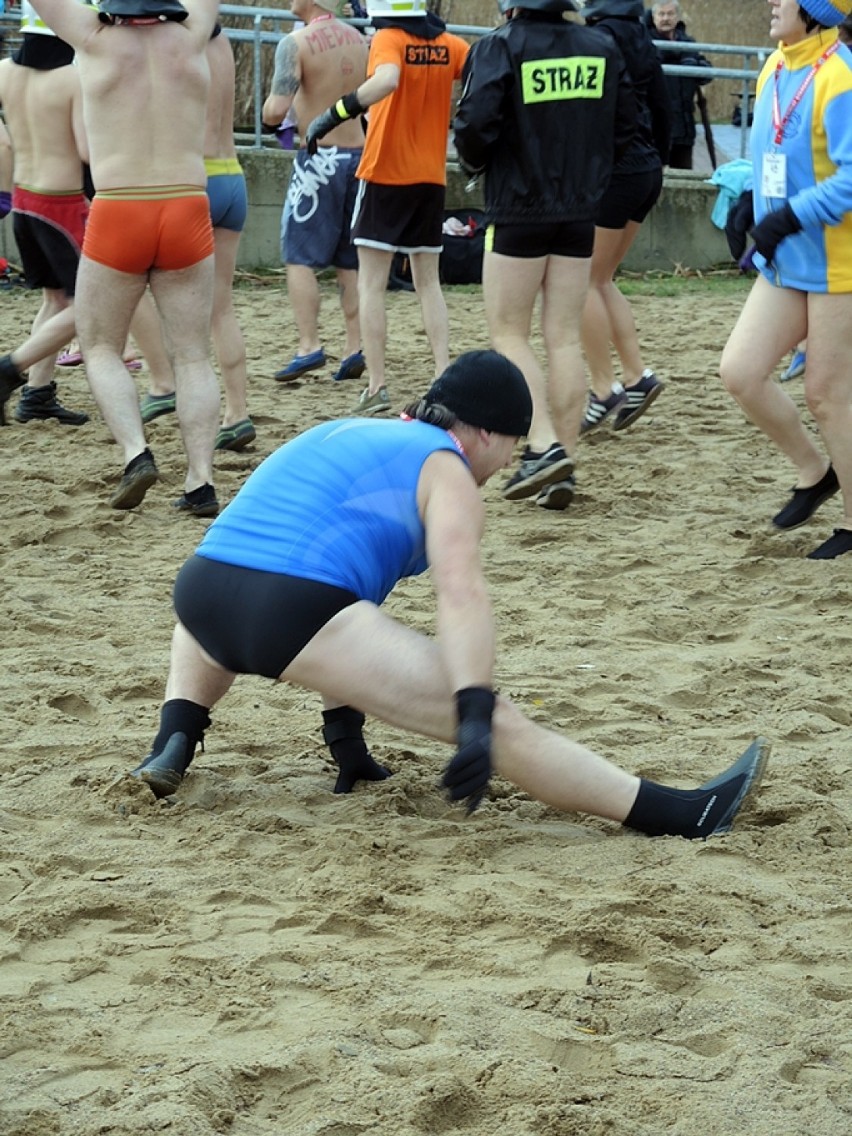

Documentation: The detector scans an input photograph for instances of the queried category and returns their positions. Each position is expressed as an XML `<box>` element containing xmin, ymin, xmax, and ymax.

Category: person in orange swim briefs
<box><xmin>27</xmin><ymin>0</ymin><xmax>222</xmax><ymax>516</ymax></box>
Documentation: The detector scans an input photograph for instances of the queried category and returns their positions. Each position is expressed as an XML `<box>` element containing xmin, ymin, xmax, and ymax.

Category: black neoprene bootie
<box><xmin>14</xmin><ymin>381</ymin><xmax>89</xmax><ymax>426</ymax></box>
<box><xmin>132</xmin><ymin>699</ymin><xmax>212</xmax><ymax>798</ymax></box>
<box><xmin>623</xmin><ymin>738</ymin><xmax>770</xmax><ymax>839</ymax></box>
<box><xmin>322</xmin><ymin>706</ymin><xmax>391</xmax><ymax>794</ymax></box>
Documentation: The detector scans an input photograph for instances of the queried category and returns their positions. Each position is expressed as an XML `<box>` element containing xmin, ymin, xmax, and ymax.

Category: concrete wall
<box><xmin>0</xmin><ymin>148</ymin><xmax>731</xmax><ymax>276</ymax></box>
<box><xmin>236</xmin><ymin>146</ymin><xmax>732</xmax><ymax>274</ymax></box>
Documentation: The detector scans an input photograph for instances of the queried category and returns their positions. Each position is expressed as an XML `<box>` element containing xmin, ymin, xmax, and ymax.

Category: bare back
<box><xmin>274</xmin><ymin>19</ymin><xmax>368</xmax><ymax>144</ymax></box>
<box><xmin>76</xmin><ymin>21</ymin><xmax>212</xmax><ymax>189</ymax></box>
<box><xmin>203</xmin><ymin>30</ymin><xmax>237</xmax><ymax>161</ymax></box>
<box><xmin>0</xmin><ymin>58</ymin><xmax>84</xmax><ymax>192</ymax></box>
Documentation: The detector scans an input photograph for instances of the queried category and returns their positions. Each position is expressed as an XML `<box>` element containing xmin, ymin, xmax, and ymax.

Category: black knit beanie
<box><xmin>424</xmin><ymin>350</ymin><xmax>533</xmax><ymax>437</ymax></box>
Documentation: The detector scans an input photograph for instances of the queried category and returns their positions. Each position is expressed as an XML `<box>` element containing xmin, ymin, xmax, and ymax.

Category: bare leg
<box><xmin>75</xmin><ymin>255</ymin><xmax>149</xmax><ymax>465</ymax></box>
<box><xmin>540</xmin><ymin>254</ymin><xmax>592</xmax><ymax>458</ymax></box>
<box><xmin>483</xmin><ymin>249</ymin><xmax>554</xmax><ymax>452</ymax></box>
<box><xmin>159</xmin><ymin>602</ymin><xmax>638</xmax><ymax>821</ymax></box>
<box><xmin>802</xmin><ymin>292</ymin><xmax>852</xmax><ymax>529</ymax></box>
<box><xmin>356</xmin><ymin>246</ymin><xmax>393</xmax><ymax>395</ymax></box>
<box><xmin>211</xmin><ymin>227</ymin><xmax>249</xmax><ymax>427</ymax></box>
<box><xmin>149</xmin><ymin>257</ymin><xmax>219</xmax><ymax>494</ymax></box>
<box><xmin>582</xmin><ymin>223</ymin><xmax>643</xmax><ymax>398</ymax></box>
<box><xmin>10</xmin><ymin>288</ymin><xmax>76</xmax><ymax>382</ymax></box>
<box><xmin>286</xmin><ymin>262</ymin><xmax>322</xmax><ymax>357</ymax></box>
<box><xmin>409</xmin><ymin>251</ymin><xmax>449</xmax><ymax>377</ymax></box>
<box><xmin>720</xmin><ymin>275</ymin><xmax>823</xmax><ymax>484</ymax></box>
<box><xmin>284</xmin><ymin>603</ymin><xmax>640</xmax><ymax>822</ymax></box>
<box><xmin>130</xmin><ymin>289</ymin><xmax>175</xmax><ymax>398</ymax></box>
<box><xmin>335</xmin><ymin>266</ymin><xmax>361</xmax><ymax>358</ymax></box>
<box><xmin>165</xmin><ymin>621</ymin><xmax>237</xmax><ymax>705</ymax></box>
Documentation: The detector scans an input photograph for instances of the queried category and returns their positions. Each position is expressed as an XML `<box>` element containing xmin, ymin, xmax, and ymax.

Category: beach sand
<box><xmin>1</xmin><ymin>274</ymin><xmax>850</xmax><ymax>1135</ymax></box>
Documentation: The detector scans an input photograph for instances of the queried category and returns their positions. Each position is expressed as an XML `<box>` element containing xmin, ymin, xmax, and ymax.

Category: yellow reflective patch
<box><xmin>521</xmin><ymin>57</ymin><xmax>606</xmax><ymax>104</ymax></box>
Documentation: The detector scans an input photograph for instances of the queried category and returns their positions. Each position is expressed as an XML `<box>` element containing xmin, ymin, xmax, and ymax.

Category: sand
<box><xmin>1</xmin><ymin>274</ymin><xmax>851</xmax><ymax>1136</ymax></box>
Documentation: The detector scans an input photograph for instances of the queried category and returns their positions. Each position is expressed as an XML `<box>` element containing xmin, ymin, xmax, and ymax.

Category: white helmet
<box><xmin>367</xmin><ymin>0</ymin><xmax>428</xmax><ymax>17</ymax></box>
<box><xmin>20</xmin><ymin>0</ymin><xmax>57</xmax><ymax>34</ymax></box>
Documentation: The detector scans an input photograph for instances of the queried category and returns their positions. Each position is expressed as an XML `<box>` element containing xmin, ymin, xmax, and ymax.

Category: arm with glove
<box><xmin>747</xmin><ymin>202</ymin><xmax>802</xmax><ymax>268</ymax></box>
<box><xmin>420</xmin><ymin>452</ymin><xmax>498</xmax><ymax>814</ymax></box>
<box><xmin>305</xmin><ymin>61</ymin><xmax>399</xmax><ymax>155</ymax></box>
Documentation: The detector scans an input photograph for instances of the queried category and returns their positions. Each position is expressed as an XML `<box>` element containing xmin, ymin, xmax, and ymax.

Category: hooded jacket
<box><xmin>453</xmin><ymin>10</ymin><xmax>637</xmax><ymax>225</ymax></box>
<box><xmin>584</xmin><ymin>0</ymin><xmax>671</xmax><ymax>170</ymax></box>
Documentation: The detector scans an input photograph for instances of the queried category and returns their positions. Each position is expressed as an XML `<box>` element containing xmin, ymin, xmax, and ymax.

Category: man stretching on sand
<box><xmin>27</xmin><ymin>0</ymin><xmax>221</xmax><ymax>516</ymax></box>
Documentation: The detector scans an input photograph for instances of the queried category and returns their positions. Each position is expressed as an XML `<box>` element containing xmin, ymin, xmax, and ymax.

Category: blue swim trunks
<box><xmin>281</xmin><ymin>147</ymin><xmax>361</xmax><ymax>270</ymax></box>
<box><xmin>205</xmin><ymin>158</ymin><xmax>248</xmax><ymax>232</ymax></box>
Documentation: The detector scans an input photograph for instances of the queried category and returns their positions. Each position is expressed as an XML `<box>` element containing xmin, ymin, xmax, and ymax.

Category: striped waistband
<box><xmin>95</xmin><ymin>185</ymin><xmax>207</xmax><ymax>201</ymax></box>
<box><xmin>204</xmin><ymin>158</ymin><xmax>243</xmax><ymax>177</ymax></box>
<box><xmin>14</xmin><ymin>184</ymin><xmax>85</xmax><ymax>198</ymax></box>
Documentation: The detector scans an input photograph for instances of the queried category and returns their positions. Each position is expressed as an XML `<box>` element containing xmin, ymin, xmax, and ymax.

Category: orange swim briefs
<box><xmin>82</xmin><ymin>186</ymin><xmax>214</xmax><ymax>274</ymax></box>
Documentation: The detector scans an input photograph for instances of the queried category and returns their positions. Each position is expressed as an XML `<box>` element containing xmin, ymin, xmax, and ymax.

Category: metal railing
<box><xmin>0</xmin><ymin>6</ymin><xmax>768</xmax><ymax>159</ymax></box>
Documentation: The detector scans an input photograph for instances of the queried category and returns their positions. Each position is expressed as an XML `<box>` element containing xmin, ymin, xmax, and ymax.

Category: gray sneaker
<box><xmin>503</xmin><ymin>443</ymin><xmax>574</xmax><ymax>501</ymax></box>
<box><xmin>355</xmin><ymin>386</ymin><xmax>392</xmax><ymax>416</ymax></box>
<box><xmin>536</xmin><ymin>475</ymin><xmax>576</xmax><ymax>511</ymax></box>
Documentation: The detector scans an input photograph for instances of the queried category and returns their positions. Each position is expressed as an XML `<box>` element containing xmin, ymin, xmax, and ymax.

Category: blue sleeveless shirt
<box><xmin>196</xmin><ymin>418</ymin><xmax>466</xmax><ymax>605</ymax></box>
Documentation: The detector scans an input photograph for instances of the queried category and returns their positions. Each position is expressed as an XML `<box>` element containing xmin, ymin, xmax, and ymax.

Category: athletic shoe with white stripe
<box><xmin>613</xmin><ymin>370</ymin><xmax>664</xmax><ymax>432</ymax></box>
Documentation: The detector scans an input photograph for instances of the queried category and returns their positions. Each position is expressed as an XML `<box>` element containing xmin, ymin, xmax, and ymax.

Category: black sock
<box><xmin>149</xmin><ymin>698</ymin><xmax>211</xmax><ymax>771</ymax></box>
<box><xmin>623</xmin><ymin>775</ymin><xmax>747</xmax><ymax>840</ymax></box>
<box><xmin>322</xmin><ymin>706</ymin><xmax>391</xmax><ymax>794</ymax></box>
<box><xmin>184</xmin><ymin>483</ymin><xmax>216</xmax><ymax>505</ymax></box>
<box><xmin>125</xmin><ymin>448</ymin><xmax>154</xmax><ymax>476</ymax></box>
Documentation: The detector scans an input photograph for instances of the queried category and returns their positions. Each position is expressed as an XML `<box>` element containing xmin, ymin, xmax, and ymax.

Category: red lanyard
<box><xmin>772</xmin><ymin>41</ymin><xmax>839</xmax><ymax>146</ymax></box>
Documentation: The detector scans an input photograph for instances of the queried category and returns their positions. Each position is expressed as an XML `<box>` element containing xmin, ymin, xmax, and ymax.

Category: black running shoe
<box><xmin>503</xmin><ymin>443</ymin><xmax>574</xmax><ymax>501</ymax></box>
<box><xmin>110</xmin><ymin>449</ymin><xmax>159</xmax><ymax>510</ymax></box>
<box><xmin>536</xmin><ymin>475</ymin><xmax>576</xmax><ymax>511</ymax></box>
<box><xmin>772</xmin><ymin>466</ymin><xmax>839</xmax><ymax>530</ymax></box>
<box><xmin>173</xmin><ymin>482</ymin><xmax>219</xmax><ymax>518</ymax></box>
<box><xmin>613</xmin><ymin>370</ymin><xmax>665</xmax><ymax>431</ymax></box>
<box><xmin>580</xmin><ymin>387</ymin><xmax>626</xmax><ymax>435</ymax></box>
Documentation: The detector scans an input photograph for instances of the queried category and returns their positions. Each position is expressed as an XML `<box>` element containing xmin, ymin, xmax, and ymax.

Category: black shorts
<box><xmin>351</xmin><ymin>181</ymin><xmax>445</xmax><ymax>253</ymax></box>
<box><xmin>596</xmin><ymin>167</ymin><xmax>663</xmax><ymax>229</ymax></box>
<box><xmin>13</xmin><ymin>191</ymin><xmax>87</xmax><ymax>295</ymax></box>
<box><xmin>485</xmin><ymin>219</ymin><xmax>595</xmax><ymax>259</ymax></box>
<box><xmin>173</xmin><ymin>555</ymin><xmax>358</xmax><ymax>679</ymax></box>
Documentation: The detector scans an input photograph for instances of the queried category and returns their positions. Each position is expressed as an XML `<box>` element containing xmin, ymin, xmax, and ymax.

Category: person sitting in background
<box><xmin>645</xmin><ymin>0</ymin><xmax>712</xmax><ymax>171</ymax></box>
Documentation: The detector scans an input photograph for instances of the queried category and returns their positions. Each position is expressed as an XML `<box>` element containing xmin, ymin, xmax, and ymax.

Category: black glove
<box><xmin>749</xmin><ymin>203</ymin><xmax>802</xmax><ymax>266</ymax></box>
<box><xmin>441</xmin><ymin>686</ymin><xmax>495</xmax><ymax>814</ymax></box>
<box><xmin>305</xmin><ymin>91</ymin><xmax>364</xmax><ymax>156</ymax></box>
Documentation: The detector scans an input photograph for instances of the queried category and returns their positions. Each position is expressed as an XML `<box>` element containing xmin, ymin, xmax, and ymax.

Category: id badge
<box><xmin>762</xmin><ymin>152</ymin><xmax>787</xmax><ymax>198</ymax></box>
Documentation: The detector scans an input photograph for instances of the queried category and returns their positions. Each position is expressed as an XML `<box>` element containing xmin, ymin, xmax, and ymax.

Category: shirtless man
<box><xmin>261</xmin><ymin>0</ymin><xmax>368</xmax><ymax>382</ymax></box>
<box><xmin>27</xmin><ymin>0</ymin><xmax>221</xmax><ymax>516</ymax></box>
<box><xmin>0</xmin><ymin>6</ymin><xmax>90</xmax><ymax>428</ymax></box>
<box><xmin>141</xmin><ymin>24</ymin><xmax>256</xmax><ymax>454</ymax></box>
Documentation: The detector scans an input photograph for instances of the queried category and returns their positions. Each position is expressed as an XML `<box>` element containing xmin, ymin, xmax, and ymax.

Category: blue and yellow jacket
<box><xmin>752</xmin><ymin>30</ymin><xmax>852</xmax><ymax>293</ymax></box>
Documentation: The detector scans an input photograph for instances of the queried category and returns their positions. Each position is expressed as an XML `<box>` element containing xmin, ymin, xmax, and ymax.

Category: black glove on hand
<box><xmin>441</xmin><ymin>686</ymin><xmax>496</xmax><ymax>814</ymax></box>
<box><xmin>749</xmin><ymin>203</ymin><xmax>802</xmax><ymax>266</ymax></box>
<box><xmin>305</xmin><ymin>91</ymin><xmax>365</xmax><ymax>156</ymax></box>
